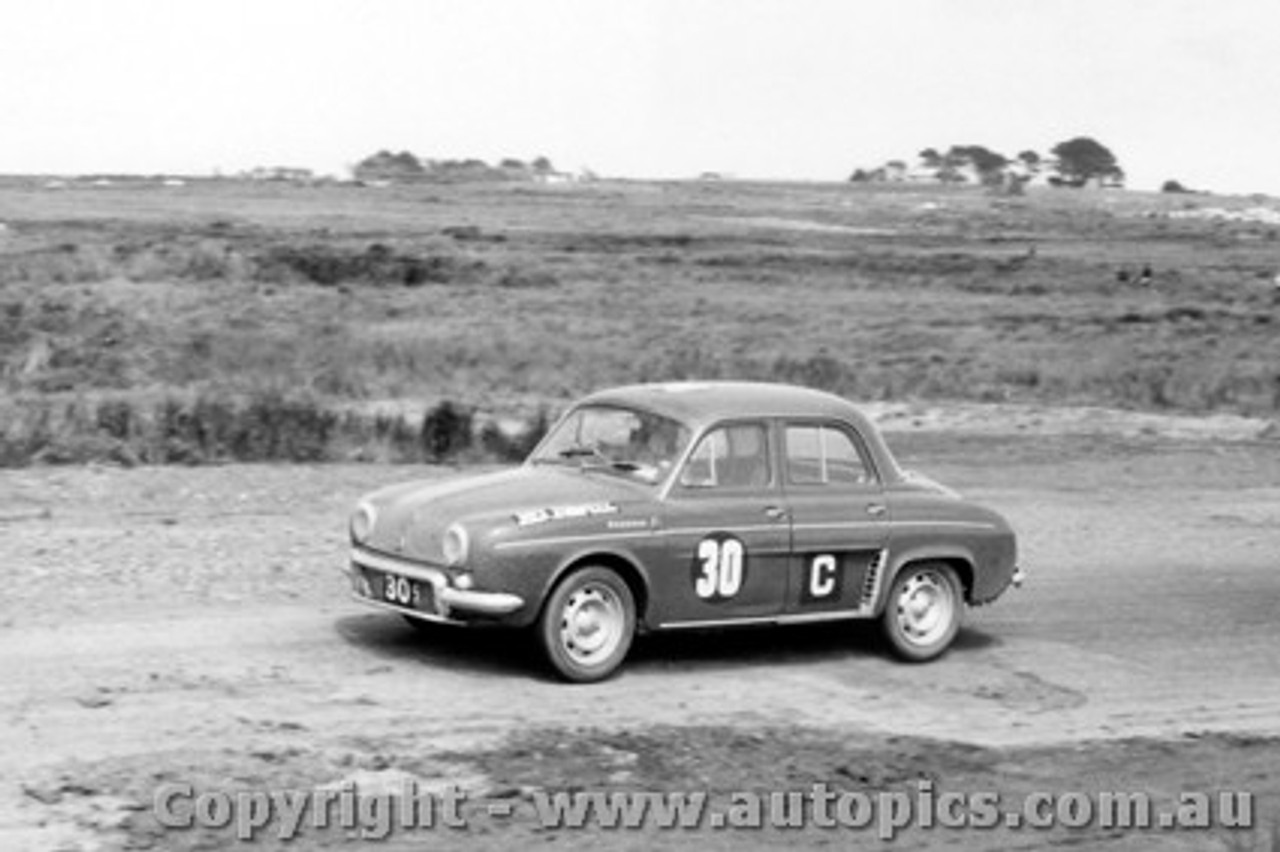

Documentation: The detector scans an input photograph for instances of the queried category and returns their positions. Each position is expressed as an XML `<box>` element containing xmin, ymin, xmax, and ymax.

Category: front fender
<box><xmin>543</xmin><ymin>543</ymin><xmax>656</xmax><ymax>627</ymax></box>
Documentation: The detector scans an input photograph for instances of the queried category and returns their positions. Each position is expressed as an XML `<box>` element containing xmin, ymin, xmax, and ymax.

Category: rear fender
<box><xmin>876</xmin><ymin>545</ymin><xmax>977</xmax><ymax>614</ymax></box>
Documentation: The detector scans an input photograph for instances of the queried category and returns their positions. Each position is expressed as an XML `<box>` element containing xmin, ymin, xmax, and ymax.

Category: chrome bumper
<box><xmin>346</xmin><ymin>547</ymin><xmax>525</xmax><ymax>619</ymax></box>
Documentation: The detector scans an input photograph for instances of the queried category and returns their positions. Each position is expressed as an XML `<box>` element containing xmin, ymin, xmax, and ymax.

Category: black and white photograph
<box><xmin>1</xmin><ymin>1</ymin><xmax>1278</xmax><ymax>848</ymax></box>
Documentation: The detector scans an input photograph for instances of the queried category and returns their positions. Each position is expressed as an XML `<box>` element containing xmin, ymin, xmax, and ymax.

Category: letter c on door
<box><xmin>810</xmin><ymin>554</ymin><xmax>838</xmax><ymax>598</ymax></box>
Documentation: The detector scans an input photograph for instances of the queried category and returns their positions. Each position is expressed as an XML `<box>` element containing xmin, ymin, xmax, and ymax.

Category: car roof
<box><xmin>579</xmin><ymin>381</ymin><xmax>872</xmax><ymax>430</ymax></box>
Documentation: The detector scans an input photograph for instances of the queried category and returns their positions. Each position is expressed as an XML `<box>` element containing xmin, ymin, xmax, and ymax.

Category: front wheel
<box><xmin>880</xmin><ymin>562</ymin><xmax>963</xmax><ymax>662</ymax></box>
<box><xmin>539</xmin><ymin>567</ymin><xmax>636</xmax><ymax>683</ymax></box>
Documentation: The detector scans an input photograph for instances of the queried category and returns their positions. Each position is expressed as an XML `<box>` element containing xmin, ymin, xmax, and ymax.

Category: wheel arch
<box><xmin>545</xmin><ymin>550</ymin><xmax>652</xmax><ymax>630</ymax></box>
<box><xmin>880</xmin><ymin>547</ymin><xmax>976</xmax><ymax>612</ymax></box>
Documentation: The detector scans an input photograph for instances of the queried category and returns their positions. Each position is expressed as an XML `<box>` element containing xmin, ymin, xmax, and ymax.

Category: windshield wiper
<box><xmin>557</xmin><ymin>445</ymin><xmax>643</xmax><ymax>474</ymax></box>
<box><xmin>559</xmin><ymin>444</ymin><xmax>609</xmax><ymax>463</ymax></box>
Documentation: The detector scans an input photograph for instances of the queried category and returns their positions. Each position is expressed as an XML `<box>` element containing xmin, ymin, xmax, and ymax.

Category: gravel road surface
<box><xmin>2</xmin><ymin>427</ymin><xmax>1278</xmax><ymax>850</ymax></box>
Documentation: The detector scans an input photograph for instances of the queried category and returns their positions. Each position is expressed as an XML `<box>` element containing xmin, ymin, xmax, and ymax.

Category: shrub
<box><xmin>420</xmin><ymin>400</ymin><xmax>474</xmax><ymax>461</ymax></box>
<box><xmin>255</xmin><ymin>243</ymin><xmax>480</xmax><ymax>287</ymax></box>
<box><xmin>0</xmin><ymin>394</ymin><xmax>568</xmax><ymax>468</ymax></box>
<box><xmin>95</xmin><ymin>398</ymin><xmax>135</xmax><ymax>441</ymax></box>
<box><xmin>232</xmin><ymin>393</ymin><xmax>339</xmax><ymax>462</ymax></box>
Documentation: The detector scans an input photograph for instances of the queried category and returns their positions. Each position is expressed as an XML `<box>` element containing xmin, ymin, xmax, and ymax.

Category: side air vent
<box><xmin>860</xmin><ymin>549</ymin><xmax>887</xmax><ymax>611</ymax></box>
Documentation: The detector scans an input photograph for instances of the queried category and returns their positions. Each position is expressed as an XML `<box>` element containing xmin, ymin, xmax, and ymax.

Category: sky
<box><xmin>2</xmin><ymin>0</ymin><xmax>1278</xmax><ymax>194</ymax></box>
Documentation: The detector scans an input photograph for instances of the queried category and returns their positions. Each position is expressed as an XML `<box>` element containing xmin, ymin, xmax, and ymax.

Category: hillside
<box><xmin>1</xmin><ymin>178</ymin><xmax>1277</xmax><ymax>465</ymax></box>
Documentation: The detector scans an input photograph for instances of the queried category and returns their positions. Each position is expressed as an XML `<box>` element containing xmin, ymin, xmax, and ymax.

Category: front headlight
<box><xmin>442</xmin><ymin>523</ymin><xmax>469</xmax><ymax>567</ymax></box>
<box><xmin>350</xmin><ymin>501</ymin><xmax>377</xmax><ymax>544</ymax></box>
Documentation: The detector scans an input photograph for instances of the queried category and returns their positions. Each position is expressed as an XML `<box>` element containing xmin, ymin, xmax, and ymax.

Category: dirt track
<box><xmin>2</xmin><ymin>421</ymin><xmax>1279</xmax><ymax>850</ymax></box>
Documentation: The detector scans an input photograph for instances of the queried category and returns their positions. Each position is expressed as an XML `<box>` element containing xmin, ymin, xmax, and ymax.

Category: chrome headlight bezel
<box><xmin>350</xmin><ymin>500</ymin><xmax>377</xmax><ymax>545</ymax></box>
<box><xmin>442</xmin><ymin>523</ymin><xmax>469</xmax><ymax>567</ymax></box>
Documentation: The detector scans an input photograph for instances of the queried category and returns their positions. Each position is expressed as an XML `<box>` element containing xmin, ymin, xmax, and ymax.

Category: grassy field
<box><xmin>1</xmin><ymin>176</ymin><xmax>1277</xmax><ymax>465</ymax></box>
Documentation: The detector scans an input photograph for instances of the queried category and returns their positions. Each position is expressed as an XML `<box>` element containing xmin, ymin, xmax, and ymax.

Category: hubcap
<box><xmin>559</xmin><ymin>583</ymin><xmax>625</xmax><ymax>664</ymax></box>
<box><xmin>895</xmin><ymin>570</ymin><xmax>955</xmax><ymax>647</ymax></box>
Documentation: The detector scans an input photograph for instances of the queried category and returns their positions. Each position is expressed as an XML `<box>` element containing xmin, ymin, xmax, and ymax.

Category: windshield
<box><xmin>530</xmin><ymin>405</ymin><xmax>693</xmax><ymax>484</ymax></box>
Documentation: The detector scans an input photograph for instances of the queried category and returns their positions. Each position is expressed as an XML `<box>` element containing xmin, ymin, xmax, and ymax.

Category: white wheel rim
<box><xmin>558</xmin><ymin>583</ymin><xmax>625</xmax><ymax>666</ymax></box>
<box><xmin>894</xmin><ymin>570</ymin><xmax>955</xmax><ymax>647</ymax></box>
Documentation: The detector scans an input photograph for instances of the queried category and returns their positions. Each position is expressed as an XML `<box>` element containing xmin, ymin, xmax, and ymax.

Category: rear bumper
<box><xmin>970</xmin><ymin>560</ymin><xmax>1025</xmax><ymax>607</ymax></box>
<box><xmin>345</xmin><ymin>547</ymin><xmax>525</xmax><ymax>620</ymax></box>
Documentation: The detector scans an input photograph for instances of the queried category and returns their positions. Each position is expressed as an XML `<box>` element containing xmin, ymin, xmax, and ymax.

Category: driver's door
<box><xmin>647</xmin><ymin>421</ymin><xmax>792</xmax><ymax>626</ymax></box>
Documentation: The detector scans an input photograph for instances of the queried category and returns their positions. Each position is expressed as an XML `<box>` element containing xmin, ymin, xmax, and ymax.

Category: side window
<box><xmin>679</xmin><ymin>423</ymin><xmax>771</xmax><ymax>490</ymax></box>
<box><xmin>785</xmin><ymin>424</ymin><xmax>874</xmax><ymax>486</ymax></box>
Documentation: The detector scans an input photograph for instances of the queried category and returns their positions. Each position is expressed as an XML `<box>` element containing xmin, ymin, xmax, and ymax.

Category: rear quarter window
<box><xmin>784</xmin><ymin>423</ymin><xmax>876</xmax><ymax>486</ymax></box>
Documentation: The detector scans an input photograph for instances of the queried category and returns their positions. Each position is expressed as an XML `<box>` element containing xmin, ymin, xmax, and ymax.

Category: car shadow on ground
<box><xmin>334</xmin><ymin>612</ymin><xmax>1002</xmax><ymax>681</ymax></box>
<box><xmin>628</xmin><ymin>621</ymin><xmax>1001</xmax><ymax>674</ymax></box>
<box><xmin>333</xmin><ymin>613</ymin><xmax>543</xmax><ymax>679</ymax></box>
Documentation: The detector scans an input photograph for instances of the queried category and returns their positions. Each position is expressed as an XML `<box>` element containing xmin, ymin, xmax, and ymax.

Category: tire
<box><xmin>880</xmin><ymin>561</ymin><xmax>963</xmax><ymax>662</ymax></box>
<box><xmin>539</xmin><ymin>567</ymin><xmax>636</xmax><ymax>683</ymax></box>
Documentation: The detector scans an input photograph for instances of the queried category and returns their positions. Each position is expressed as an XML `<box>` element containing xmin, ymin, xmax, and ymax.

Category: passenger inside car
<box><xmin>681</xmin><ymin>423</ymin><xmax>770</xmax><ymax>489</ymax></box>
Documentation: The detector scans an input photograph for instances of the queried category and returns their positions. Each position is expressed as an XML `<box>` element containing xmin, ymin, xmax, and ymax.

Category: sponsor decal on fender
<box><xmin>606</xmin><ymin>518</ymin><xmax>650</xmax><ymax>531</ymax></box>
<box><xmin>514</xmin><ymin>502</ymin><xmax>621</xmax><ymax>527</ymax></box>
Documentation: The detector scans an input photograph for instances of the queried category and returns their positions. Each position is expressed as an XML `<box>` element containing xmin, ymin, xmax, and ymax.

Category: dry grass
<box><xmin>1</xmin><ymin>177</ymin><xmax>1277</xmax><ymax>466</ymax></box>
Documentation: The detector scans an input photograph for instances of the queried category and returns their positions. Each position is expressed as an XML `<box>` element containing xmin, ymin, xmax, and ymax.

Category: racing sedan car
<box><xmin>344</xmin><ymin>381</ymin><xmax>1022</xmax><ymax>682</ymax></box>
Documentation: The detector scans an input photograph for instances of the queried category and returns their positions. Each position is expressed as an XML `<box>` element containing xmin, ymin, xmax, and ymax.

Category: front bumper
<box><xmin>345</xmin><ymin>547</ymin><xmax>525</xmax><ymax>622</ymax></box>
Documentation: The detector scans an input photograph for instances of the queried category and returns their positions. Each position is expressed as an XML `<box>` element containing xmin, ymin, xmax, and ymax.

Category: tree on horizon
<box><xmin>1051</xmin><ymin>137</ymin><xmax>1124</xmax><ymax>187</ymax></box>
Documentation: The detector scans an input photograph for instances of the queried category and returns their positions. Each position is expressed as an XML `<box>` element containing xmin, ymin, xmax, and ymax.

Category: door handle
<box><xmin>865</xmin><ymin>503</ymin><xmax>887</xmax><ymax>517</ymax></box>
<box><xmin>763</xmin><ymin>505</ymin><xmax>790</xmax><ymax>521</ymax></box>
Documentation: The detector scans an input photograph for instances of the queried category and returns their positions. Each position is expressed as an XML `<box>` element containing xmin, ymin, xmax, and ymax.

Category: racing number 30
<box><xmin>693</xmin><ymin>536</ymin><xmax>746</xmax><ymax>600</ymax></box>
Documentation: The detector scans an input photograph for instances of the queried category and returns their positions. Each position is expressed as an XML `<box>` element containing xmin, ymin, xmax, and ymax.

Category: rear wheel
<box><xmin>880</xmin><ymin>562</ymin><xmax>962</xmax><ymax>662</ymax></box>
<box><xmin>539</xmin><ymin>567</ymin><xmax>636</xmax><ymax>683</ymax></box>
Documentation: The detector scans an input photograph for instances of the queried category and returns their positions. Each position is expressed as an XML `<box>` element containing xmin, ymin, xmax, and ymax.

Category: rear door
<box><xmin>648</xmin><ymin>420</ymin><xmax>792</xmax><ymax>625</ymax></box>
<box><xmin>781</xmin><ymin>420</ymin><xmax>890</xmax><ymax>615</ymax></box>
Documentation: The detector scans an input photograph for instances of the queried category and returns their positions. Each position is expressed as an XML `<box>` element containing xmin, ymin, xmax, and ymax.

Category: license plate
<box><xmin>371</xmin><ymin>570</ymin><xmax>433</xmax><ymax>613</ymax></box>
